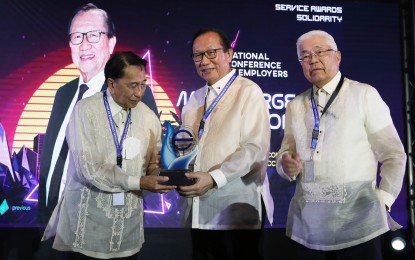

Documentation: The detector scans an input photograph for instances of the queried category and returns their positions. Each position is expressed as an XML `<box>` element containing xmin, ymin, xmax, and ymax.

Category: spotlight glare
<box><xmin>391</xmin><ymin>237</ymin><xmax>406</xmax><ymax>251</ymax></box>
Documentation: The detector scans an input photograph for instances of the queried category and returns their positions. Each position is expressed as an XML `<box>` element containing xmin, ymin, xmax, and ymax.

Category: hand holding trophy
<box><xmin>159</xmin><ymin>121</ymin><xmax>197</xmax><ymax>186</ymax></box>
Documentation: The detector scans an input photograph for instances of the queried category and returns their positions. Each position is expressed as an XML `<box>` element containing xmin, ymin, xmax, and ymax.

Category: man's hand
<box><xmin>147</xmin><ymin>167</ymin><xmax>160</xmax><ymax>176</ymax></box>
<box><xmin>140</xmin><ymin>175</ymin><xmax>176</xmax><ymax>193</ymax></box>
<box><xmin>177</xmin><ymin>171</ymin><xmax>214</xmax><ymax>197</ymax></box>
<box><xmin>148</xmin><ymin>150</ymin><xmax>162</xmax><ymax>168</ymax></box>
<box><xmin>281</xmin><ymin>152</ymin><xmax>302</xmax><ymax>178</ymax></box>
<box><xmin>147</xmin><ymin>150</ymin><xmax>161</xmax><ymax>176</ymax></box>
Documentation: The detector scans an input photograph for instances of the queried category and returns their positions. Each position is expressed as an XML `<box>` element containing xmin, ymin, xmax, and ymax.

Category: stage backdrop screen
<box><xmin>0</xmin><ymin>0</ymin><xmax>406</xmax><ymax>228</ymax></box>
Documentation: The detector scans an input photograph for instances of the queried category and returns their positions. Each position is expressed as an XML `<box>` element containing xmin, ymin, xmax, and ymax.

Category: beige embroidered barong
<box><xmin>42</xmin><ymin>90</ymin><xmax>161</xmax><ymax>259</ymax></box>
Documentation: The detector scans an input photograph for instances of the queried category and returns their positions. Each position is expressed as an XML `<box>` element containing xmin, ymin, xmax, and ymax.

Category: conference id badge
<box><xmin>304</xmin><ymin>160</ymin><xmax>315</xmax><ymax>183</ymax></box>
<box><xmin>113</xmin><ymin>192</ymin><xmax>125</xmax><ymax>206</ymax></box>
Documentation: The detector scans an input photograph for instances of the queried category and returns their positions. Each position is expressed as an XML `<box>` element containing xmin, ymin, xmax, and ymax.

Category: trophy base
<box><xmin>159</xmin><ymin>169</ymin><xmax>195</xmax><ymax>186</ymax></box>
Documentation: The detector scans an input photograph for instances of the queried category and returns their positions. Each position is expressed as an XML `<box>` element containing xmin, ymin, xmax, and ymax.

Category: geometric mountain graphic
<box><xmin>0</xmin><ymin>122</ymin><xmax>17</xmax><ymax>184</ymax></box>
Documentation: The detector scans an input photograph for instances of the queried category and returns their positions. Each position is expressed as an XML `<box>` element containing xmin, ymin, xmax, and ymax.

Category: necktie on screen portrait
<box><xmin>47</xmin><ymin>84</ymin><xmax>89</xmax><ymax>205</ymax></box>
<box><xmin>77</xmin><ymin>84</ymin><xmax>89</xmax><ymax>101</ymax></box>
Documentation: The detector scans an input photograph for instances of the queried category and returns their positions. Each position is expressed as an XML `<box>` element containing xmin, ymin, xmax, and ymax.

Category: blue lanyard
<box><xmin>310</xmin><ymin>75</ymin><xmax>344</xmax><ymax>151</ymax></box>
<box><xmin>103</xmin><ymin>91</ymin><xmax>131</xmax><ymax>168</ymax></box>
<box><xmin>198</xmin><ymin>71</ymin><xmax>238</xmax><ymax>139</ymax></box>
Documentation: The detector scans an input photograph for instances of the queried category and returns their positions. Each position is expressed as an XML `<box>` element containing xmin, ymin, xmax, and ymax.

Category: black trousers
<box><xmin>294</xmin><ymin>235</ymin><xmax>383</xmax><ymax>260</ymax></box>
<box><xmin>190</xmin><ymin>199</ymin><xmax>267</xmax><ymax>260</ymax></box>
<box><xmin>62</xmin><ymin>252</ymin><xmax>138</xmax><ymax>260</ymax></box>
<box><xmin>191</xmin><ymin>228</ymin><xmax>263</xmax><ymax>260</ymax></box>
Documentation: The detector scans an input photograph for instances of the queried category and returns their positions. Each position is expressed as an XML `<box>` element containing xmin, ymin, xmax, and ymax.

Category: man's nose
<box><xmin>80</xmin><ymin>36</ymin><xmax>92</xmax><ymax>50</ymax></box>
<box><xmin>134</xmin><ymin>86</ymin><xmax>145</xmax><ymax>97</ymax></box>
<box><xmin>309</xmin><ymin>53</ymin><xmax>319</xmax><ymax>63</ymax></box>
<box><xmin>200</xmin><ymin>54</ymin><xmax>211</xmax><ymax>64</ymax></box>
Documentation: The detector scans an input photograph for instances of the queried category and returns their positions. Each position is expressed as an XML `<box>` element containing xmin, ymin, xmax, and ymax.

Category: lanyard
<box><xmin>310</xmin><ymin>75</ymin><xmax>344</xmax><ymax>151</ymax></box>
<box><xmin>103</xmin><ymin>91</ymin><xmax>131</xmax><ymax>168</ymax></box>
<box><xmin>198</xmin><ymin>71</ymin><xmax>238</xmax><ymax>139</ymax></box>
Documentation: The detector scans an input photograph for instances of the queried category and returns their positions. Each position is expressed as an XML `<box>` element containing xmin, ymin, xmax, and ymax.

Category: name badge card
<box><xmin>304</xmin><ymin>160</ymin><xmax>315</xmax><ymax>183</ymax></box>
<box><xmin>113</xmin><ymin>192</ymin><xmax>125</xmax><ymax>206</ymax></box>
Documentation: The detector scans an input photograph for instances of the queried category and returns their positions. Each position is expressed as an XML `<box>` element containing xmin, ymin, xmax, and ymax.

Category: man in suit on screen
<box><xmin>38</xmin><ymin>3</ymin><xmax>158</xmax><ymax>224</ymax></box>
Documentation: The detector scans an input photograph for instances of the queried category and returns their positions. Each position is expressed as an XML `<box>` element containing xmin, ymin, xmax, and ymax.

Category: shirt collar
<box><xmin>204</xmin><ymin>69</ymin><xmax>236</xmax><ymax>96</ymax></box>
<box><xmin>79</xmin><ymin>70</ymin><xmax>105</xmax><ymax>93</ymax></box>
<box><xmin>106</xmin><ymin>89</ymin><xmax>124</xmax><ymax>117</ymax></box>
<box><xmin>313</xmin><ymin>71</ymin><xmax>342</xmax><ymax>95</ymax></box>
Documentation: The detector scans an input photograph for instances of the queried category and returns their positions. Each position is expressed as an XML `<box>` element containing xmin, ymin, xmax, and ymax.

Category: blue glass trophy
<box><xmin>159</xmin><ymin>121</ymin><xmax>198</xmax><ymax>186</ymax></box>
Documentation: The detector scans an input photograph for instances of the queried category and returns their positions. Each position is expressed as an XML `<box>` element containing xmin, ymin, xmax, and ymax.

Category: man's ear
<box><xmin>335</xmin><ymin>50</ymin><xmax>341</xmax><ymax>67</ymax></box>
<box><xmin>107</xmin><ymin>78</ymin><xmax>115</xmax><ymax>94</ymax></box>
<box><xmin>109</xmin><ymin>36</ymin><xmax>117</xmax><ymax>54</ymax></box>
<box><xmin>226</xmin><ymin>48</ymin><xmax>234</xmax><ymax>63</ymax></box>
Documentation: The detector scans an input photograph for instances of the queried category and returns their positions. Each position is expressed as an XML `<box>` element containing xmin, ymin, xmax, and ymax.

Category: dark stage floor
<box><xmin>0</xmin><ymin>228</ymin><xmax>414</xmax><ymax>259</ymax></box>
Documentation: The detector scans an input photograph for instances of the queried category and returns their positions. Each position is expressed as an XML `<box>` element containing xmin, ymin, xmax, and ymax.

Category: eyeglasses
<box><xmin>69</xmin><ymin>30</ymin><xmax>107</xmax><ymax>45</ymax></box>
<box><xmin>298</xmin><ymin>49</ymin><xmax>336</xmax><ymax>63</ymax></box>
<box><xmin>192</xmin><ymin>48</ymin><xmax>224</xmax><ymax>62</ymax></box>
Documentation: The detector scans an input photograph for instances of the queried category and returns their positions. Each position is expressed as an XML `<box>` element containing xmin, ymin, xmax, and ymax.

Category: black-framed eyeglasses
<box><xmin>192</xmin><ymin>48</ymin><xmax>224</xmax><ymax>62</ymax></box>
<box><xmin>298</xmin><ymin>48</ymin><xmax>336</xmax><ymax>63</ymax></box>
<box><xmin>69</xmin><ymin>30</ymin><xmax>107</xmax><ymax>45</ymax></box>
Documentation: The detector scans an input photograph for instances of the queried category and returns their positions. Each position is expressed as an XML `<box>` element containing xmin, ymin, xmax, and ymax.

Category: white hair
<box><xmin>296</xmin><ymin>30</ymin><xmax>338</xmax><ymax>56</ymax></box>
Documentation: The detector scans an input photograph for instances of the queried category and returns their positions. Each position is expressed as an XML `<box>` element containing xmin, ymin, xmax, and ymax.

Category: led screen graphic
<box><xmin>0</xmin><ymin>0</ymin><xmax>407</xmax><ymax>228</ymax></box>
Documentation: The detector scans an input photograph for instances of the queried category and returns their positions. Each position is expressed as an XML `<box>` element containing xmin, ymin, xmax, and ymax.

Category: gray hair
<box><xmin>296</xmin><ymin>30</ymin><xmax>337</xmax><ymax>56</ymax></box>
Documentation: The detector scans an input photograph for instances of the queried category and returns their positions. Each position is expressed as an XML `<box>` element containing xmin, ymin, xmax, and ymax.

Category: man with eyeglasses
<box><xmin>275</xmin><ymin>30</ymin><xmax>406</xmax><ymax>259</ymax></box>
<box><xmin>178</xmin><ymin>28</ymin><xmax>273</xmax><ymax>259</ymax></box>
<box><xmin>38</xmin><ymin>3</ymin><xmax>158</xmax><ymax>225</ymax></box>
